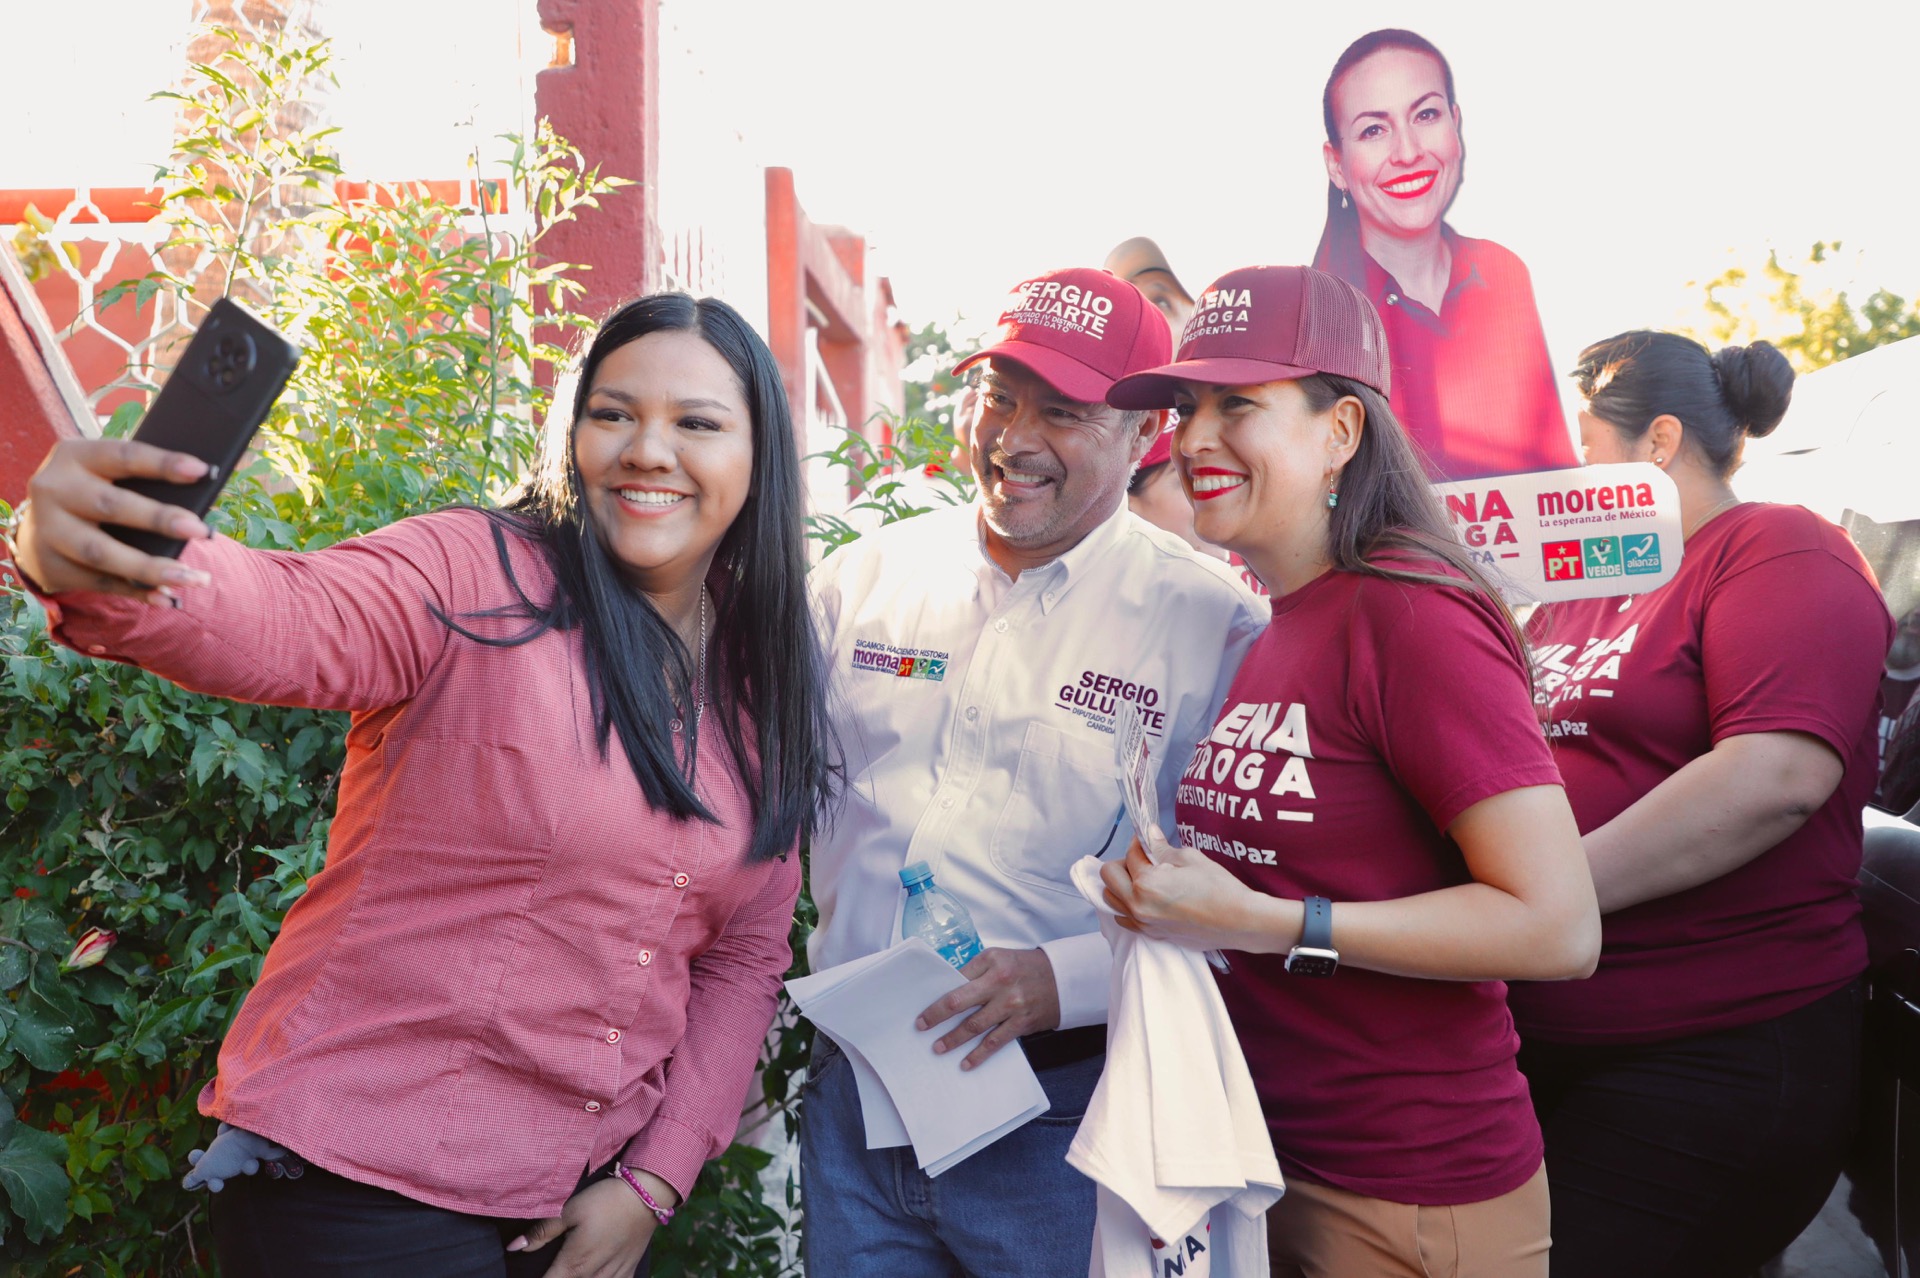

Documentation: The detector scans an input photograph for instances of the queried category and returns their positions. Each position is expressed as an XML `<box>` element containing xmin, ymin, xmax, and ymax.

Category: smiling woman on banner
<box><xmin>1098</xmin><ymin>264</ymin><xmax>1599</xmax><ymax>1278</ymax></box>
<box><xmin>1313</xmin><ymin>28</ymin><xmax>1578</xmax><ymax>482</ymax></box>
<box><xmin>7</xmin><ymin>294</ymin><xmax>837</xmax><ymax>1278</ymax></box>
<box><xmin>1510</xmin><ymin>332</ymin><xmax>1892</xmax><ymax>1278</ymax></box>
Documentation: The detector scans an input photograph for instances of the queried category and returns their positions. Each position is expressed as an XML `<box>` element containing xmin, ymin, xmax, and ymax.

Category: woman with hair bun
<box><xmin>1314</xmin><ymin>28</ymin><xmax>1577</xmax><ymax>481</ymax></box>
<box><xmin>1511</xmin><ymin>332</ymin><xmax>1893</xmax><ymax>1276</ymax></box>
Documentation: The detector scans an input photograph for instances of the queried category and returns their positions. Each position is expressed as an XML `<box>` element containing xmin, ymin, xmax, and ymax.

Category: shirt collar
<box><xmin>970</xmin><ymin>496</ymin><xmax>1130</xmax><ymax>613</ymax></box>
<box><xmin>1358</xmin><ymin>225</ymin><xmax>1487</xmax><ymax>322</ymax></box>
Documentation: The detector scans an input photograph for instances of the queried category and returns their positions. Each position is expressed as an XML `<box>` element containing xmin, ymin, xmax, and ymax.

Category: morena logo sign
<box><xmin>1436</xmin><ymin>464</ymin><xmax>1681</xmax><ymax>604</ymax></box>
<box><xmin>1537</xmin><ymin>482</ymin><xmax>1657</xmax><ymax>517</ymax></box>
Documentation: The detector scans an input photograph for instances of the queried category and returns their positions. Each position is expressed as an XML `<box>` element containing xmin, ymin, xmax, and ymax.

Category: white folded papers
<box><xmin>787</xmin><ymin>939</ymin><xmax>1051</xmax><ymax>1176</ymax></box>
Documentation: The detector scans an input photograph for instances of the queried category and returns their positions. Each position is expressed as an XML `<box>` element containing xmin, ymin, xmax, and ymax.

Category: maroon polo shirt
<box><xmin>1319</xmin><ymin>226</ymin><xmax>1578</xmax><ymax>483</ymax></box>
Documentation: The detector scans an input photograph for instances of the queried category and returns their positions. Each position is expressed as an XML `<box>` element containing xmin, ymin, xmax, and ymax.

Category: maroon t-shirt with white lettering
<box><xmin>1174</xmin><ymin>560</ymin><xmax>1562</xmax><ymax>1205</ymax></box>
<box><xmin>1510</xmin><ymin>504</ymin><xmax>1889</xmax><ymax>1045</ymax></box>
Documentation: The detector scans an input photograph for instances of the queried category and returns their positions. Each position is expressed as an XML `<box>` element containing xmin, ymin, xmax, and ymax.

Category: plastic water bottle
<box><xmin>899</xmin><ymin>861</ymin><xmax>983</xmax><ymax>969</ymax></box>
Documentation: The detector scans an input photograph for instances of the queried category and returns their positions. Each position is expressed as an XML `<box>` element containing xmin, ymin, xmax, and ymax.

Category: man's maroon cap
<box><xmin>953</xmin><ymin>267</ymin><xmax>1172</xmax><ymax>403</ymax></box>
<box><xmin>1106</xmin><ymin>265</ymin><xmax>1391</xmax><ymax>409</ymax></box>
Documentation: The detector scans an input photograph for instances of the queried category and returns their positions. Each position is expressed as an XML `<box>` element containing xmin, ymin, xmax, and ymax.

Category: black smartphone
<box><xmin>104</xmin><ymin>297</ymin><xmax>300</xmax><ymax>558</ymax></box>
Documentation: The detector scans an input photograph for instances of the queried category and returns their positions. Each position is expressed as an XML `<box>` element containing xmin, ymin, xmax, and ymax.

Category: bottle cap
<box><xmin>898</xmin><ymin>861</ymin><xmax>933</xmax><ymax>888</ymax></box>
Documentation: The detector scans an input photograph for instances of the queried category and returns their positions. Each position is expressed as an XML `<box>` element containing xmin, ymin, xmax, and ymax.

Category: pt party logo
<box><xmin>1434</xmin><ymin>464</ymin><xmax>1684</xmax><ymax>603</ymax></box>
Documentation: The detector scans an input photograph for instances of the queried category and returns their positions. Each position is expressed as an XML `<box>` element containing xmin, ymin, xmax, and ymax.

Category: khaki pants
<box><xmin>1267</xmin><ymin>1164</ymin><xmax>1549</xmax><ymax>1278</ymax></box>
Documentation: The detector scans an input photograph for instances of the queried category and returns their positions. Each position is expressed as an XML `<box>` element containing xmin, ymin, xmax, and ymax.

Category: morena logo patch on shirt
<box><xmin>851</xmin><ymin>639</ymin><xmax>948</xmax><ymax>682</ymax></box>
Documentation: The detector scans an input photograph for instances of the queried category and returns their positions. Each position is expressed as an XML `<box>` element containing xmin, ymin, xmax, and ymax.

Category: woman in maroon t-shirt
<box><xmin>1511</xmin><ymin>332</ymin><xmax>1892</xmax><ymax>1277</ymax></box>
<box><xmin>1102</xmin><ymin>264</ymin><xmax>1599</xmax><ymax>1278</ymax></box>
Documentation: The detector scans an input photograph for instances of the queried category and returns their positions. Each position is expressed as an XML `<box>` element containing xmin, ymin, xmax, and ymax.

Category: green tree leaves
<box><xmin>0</xmin><ymin>1114</ymin><xmax>70</xmax><ymax>1245</ymax></box>
<box><xmin>1688</xmin><ymin>240</ymin><xmax>1920</xmax><ymax>372</ymax></box>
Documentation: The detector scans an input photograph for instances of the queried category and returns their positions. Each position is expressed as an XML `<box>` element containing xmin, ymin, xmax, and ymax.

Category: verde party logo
<box><xmin>1581</xmin><ymin>536</ymin><xmax>1624</xmax><ymax>580</ymax></box>
<box><xmin>1623</xmin><ymin>532</ymin><xmax>1663</xmax><ymax>575</ymax></box>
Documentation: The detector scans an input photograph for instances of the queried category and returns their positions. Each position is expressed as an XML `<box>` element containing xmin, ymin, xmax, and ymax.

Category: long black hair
<box><xmin>1572</xmin><ymin>331</ymin><xmax>1794</xmax><ymax>478</ymax></box>
<box><xmin>1312</xmin><ymin>28</ymin><xmax>1462</xmax><ymax>283</ymax></box>
<box><xmin>442</xmin><ymin>293</ymin><xmax>836</xmax><ymax>863</ymax></box>
<box><xmin>1302</xmin><ymin>372</ymin><xmax>1525</xmax><ymax>650</ymax></box>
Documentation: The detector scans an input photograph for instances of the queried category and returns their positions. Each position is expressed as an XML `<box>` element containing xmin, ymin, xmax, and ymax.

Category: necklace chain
<box><xmin>1686</xmin><ymin>496</ymin><xmax>1740</xmax><ymax>540</ymax></box>
<box><xmin>693</xmin><ymin>584</ymin><xmax>707</xmax><ymax>725</ymax></box>
<box><xmin>670</xmin><ymin>585</ymin><xmax>709</xmax><ymax>735</ymax></box>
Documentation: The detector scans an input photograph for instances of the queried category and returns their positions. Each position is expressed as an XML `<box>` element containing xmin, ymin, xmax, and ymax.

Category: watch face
<box><xmin>1285</xmin><ymin>948</ymin><xmax>1339</xmax><ymax>978</ymax></box>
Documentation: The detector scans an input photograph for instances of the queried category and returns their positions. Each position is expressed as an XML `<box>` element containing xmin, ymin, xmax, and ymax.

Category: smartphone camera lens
<box><xmin>206</xmin><ymin>330</ymin><xmax>258</xmax><ymax>392</ymax></box>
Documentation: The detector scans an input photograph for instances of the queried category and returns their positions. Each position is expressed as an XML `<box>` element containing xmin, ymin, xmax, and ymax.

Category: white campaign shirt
<box><xmin>809</xmin><ymin>500</ymin><xmax>1268</xmax><ymax>1029</ymax></box>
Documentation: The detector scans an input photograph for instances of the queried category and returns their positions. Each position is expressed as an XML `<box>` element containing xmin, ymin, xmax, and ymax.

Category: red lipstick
<box><xmin>1379</xmin><ymin>169</ymin><xmax>1438</xmax><ymax>200</ymax></box>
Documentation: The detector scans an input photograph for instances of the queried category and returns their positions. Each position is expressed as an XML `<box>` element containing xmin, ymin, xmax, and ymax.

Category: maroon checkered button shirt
<box><xmin>40</xmin><ymin>510</ymin><xmax>800</xmax><ymax>1217</ymax></box>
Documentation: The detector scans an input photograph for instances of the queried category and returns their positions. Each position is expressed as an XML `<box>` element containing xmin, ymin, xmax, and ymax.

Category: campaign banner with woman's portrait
<box><xmin>1314</xmin><ymin>28</ymin><xmax>1580</xmax><ymax>483</ymax></box>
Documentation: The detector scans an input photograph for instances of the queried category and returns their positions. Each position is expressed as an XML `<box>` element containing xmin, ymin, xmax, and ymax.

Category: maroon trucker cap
<box><xmin>953</xmin><ymin>267</ymin><xmax>1172</xmax><ymax>403</ymax></box>
<box><xmin>1106</xmin><ymin>265</ymin><xmax>1391</xmax><ymax>409</ymax></box>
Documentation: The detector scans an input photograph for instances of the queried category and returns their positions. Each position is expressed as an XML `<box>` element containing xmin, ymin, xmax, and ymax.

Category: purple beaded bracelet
<box><xmin>613</xmin><ymin>1162</ymin><xmax>675</xmax><ymax>1227</ymax></box>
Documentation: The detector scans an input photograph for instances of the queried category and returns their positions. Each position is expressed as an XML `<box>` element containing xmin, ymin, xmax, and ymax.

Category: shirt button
<box><xmin>994</xmin><ymin>618</ymin><xmax>1009</xmax><ymax>633</ymax></box>
<box><xmin>1385</xmin><ymin>293</ymin><xmax>1400</xmax><ymax>305</ymax></box>
<box><xmin>940</xmin><ymin>795</ymin><xmax>955</xmax><ymax>809</ymax></box>
<box><xmin>637</xmin><ymin>949</ymin><xmax>653</xmax><ymax>966</ymax></box>
<box><xmin>584</xmin><ymin>1100</ymin><xmax>602</xmax><ymax>1113</ymax></box>
<box><xmin>1043</xmin><ymin>591</ymin><xmax>1057</xmax><ymax>606</ymax></box>
<box><xmin>964</xmin><ymin>706</ymin><xmax>979</xmax><ymax>722</ymax></box>
<box><xmin>606</xmin><ymin>1029</ymin><xmax>622</xmax><ymax>1044</ymax></box>
<box><xmin>673</xmin><ymin>872</ymin><xmax>690</xmax><ymax>889</ymax></box>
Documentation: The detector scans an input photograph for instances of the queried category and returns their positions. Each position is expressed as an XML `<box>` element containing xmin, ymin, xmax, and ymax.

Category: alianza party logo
<box><xmin>1622</xmin><ymin>532</ymin><xmax>1662</xmax><ymax>575</ymax></box>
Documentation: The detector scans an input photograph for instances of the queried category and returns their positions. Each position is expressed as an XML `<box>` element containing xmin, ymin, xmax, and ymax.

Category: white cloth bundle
<box><xmin>1066</xmin><ymin>856</ymin><xmax>1285</xmax><ymax>1278</ymax></box>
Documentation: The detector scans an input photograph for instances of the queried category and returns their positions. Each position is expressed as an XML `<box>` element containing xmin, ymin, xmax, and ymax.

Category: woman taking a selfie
<box><xmin>1511</xmin><ymin>332</ymin><xmax>1890</xmax><ymax>1277</ymax></box>
<box><xmin>1312</xmin><ymin>28</ymin><xmax>1577</xmax><ymax>481</ymax></box>
<box><xmin>9</xmin><ymin>294</ymin><xmax>836</xmax><ymax>1278</ymax></box>
<box><xmin>1099</xmin><ymin>265</ymin><xmax>1599</xmax><ymax>1278</ymax></box>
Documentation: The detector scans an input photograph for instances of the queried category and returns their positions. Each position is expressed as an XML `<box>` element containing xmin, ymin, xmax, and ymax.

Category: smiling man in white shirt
<box><xmin>802</xmin><ymin>266</ymin><xmax>1269</xmax><ymax>1277</ymax></box>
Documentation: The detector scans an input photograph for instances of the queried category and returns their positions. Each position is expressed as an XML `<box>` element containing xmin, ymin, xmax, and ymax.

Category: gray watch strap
<box><xmin>1301</xmin><ymin>896</ymin><xmax>1333</xmax><ymax>951</ymax></box>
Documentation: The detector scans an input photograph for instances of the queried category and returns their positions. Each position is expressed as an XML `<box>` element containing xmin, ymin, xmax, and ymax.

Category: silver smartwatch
<box><xmin>1284</xmin><ymin>895</ymin><xmax>1339</xmax><ymax>977</ymax></box>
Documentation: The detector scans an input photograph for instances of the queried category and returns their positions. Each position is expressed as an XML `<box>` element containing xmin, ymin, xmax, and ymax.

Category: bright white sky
<box><xmin>8</xmin><ymin>0</ymin><xmax>1918</xmax><ymax>377</ymax></box>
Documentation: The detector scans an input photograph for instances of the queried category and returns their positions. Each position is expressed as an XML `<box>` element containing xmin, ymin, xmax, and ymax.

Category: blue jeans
<box><xmin>800</xmin><ymin>1033</ymin><xmax>1102</xmax><ymax>1277</ymax></box>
